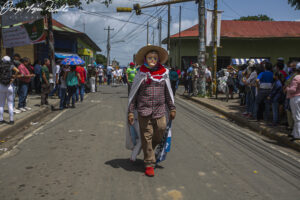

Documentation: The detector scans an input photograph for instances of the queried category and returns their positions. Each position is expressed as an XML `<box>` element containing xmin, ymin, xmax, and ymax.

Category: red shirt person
<box><xmin>75</xmin><ymin>65</ymin><xmax>86</xmax><ymax>102</ymax></box>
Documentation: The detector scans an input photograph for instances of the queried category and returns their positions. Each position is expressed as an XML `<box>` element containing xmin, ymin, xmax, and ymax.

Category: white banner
<box><xmin>2</xmin><ymin>25</ymin><xmax>31</xmax><ymax>47</ymax></box>
<box><xmin>2</xmin><ymin>19</ymin><xmax>46</xmax><ymax>48</ymax></box>
<box><xmin>206</xmin><ymin>10</ymin><xmax>222</xmax><ymax>47</ymax></box>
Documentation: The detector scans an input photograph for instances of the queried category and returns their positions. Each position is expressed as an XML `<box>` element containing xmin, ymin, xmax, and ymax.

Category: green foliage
<box><xmin>96</xmin><ymin>54</ymin><xmax>107</xmax><ymax>65</ymax></box>
<box><xmin>288</xmin><ymin>0</ymin><xmax>300</xmax><ymax>9</ymax></box>
<box><xmin>236</xmin><ymin>15</ymin><xmax>274</xmax><ymax>21</ymax></box>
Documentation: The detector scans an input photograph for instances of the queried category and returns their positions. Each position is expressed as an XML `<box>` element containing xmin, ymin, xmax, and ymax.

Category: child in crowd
<box><xmin>267</xmin><ymin>72</ymin><xmax>284</xmax><ymax>126</ymax></box>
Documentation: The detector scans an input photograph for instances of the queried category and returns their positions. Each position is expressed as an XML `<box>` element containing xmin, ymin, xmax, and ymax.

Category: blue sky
<box><xmin>55</xmin><ymin>0</ymin><xmax>300</xmax><ymax>65</ymax></box>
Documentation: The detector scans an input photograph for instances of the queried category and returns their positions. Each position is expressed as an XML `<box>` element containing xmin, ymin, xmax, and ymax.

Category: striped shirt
<box><xmin>129</xmin><ymin>79</ymin><xmax>175</xmax><ymax>119</ymax></box>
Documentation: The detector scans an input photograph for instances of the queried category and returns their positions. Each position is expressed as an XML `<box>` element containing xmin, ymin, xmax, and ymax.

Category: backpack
<box><xmin>0</xmin><ymin>61</ymin><xmax>13</xmax><ymax>86</ymax></box>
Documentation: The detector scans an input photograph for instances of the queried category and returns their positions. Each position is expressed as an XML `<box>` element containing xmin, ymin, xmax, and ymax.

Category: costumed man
<box><xmin>127</xmin><ymin>45</ymin><xmax>176</xmax><ymax>177</ymax></box>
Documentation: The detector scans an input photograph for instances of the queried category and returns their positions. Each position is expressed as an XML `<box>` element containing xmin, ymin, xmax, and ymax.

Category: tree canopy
<box><xmin>288</xmin><ymin>0</ymin><xmax>300</xmax><ymax>10</ymax></box>
<box><xmin>96</xmin><ymin>54</ymin><xmax>107</xmax><ymax>65</ymax></box>
<box><xmin>236</xmin><ymin>15</ymin><xmax>274</xmax><ymax>21</ymax></box>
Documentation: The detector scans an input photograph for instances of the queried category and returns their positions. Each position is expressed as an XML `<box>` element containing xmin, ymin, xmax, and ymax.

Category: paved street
<box><xmin>0</xmin><ymin>86</ymin><xmax>300</xmax><ymax>200</ymax></box>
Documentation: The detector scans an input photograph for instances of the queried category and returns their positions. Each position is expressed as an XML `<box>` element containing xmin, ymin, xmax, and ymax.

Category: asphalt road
<box><xmin>0</xmin><ymin>85</ymin><xmax>299</xmax><ymax>200</ymax></box>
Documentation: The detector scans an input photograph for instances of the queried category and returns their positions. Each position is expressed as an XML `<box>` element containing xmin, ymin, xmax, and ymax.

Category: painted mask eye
<box><xmin>147</xmin><ymin>57</ymin><xmax>158</xmax><ymax>61</ymax></box>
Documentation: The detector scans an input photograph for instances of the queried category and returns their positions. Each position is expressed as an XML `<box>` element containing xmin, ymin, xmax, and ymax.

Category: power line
<box><xmin>119</xmin><ymin>6</ymin><xmax>166</xmax><ymax>42</ymax></box>
<box><xmin>80</xmin><ymin>10</ymin><xmax>156</xmax><ymax>28</ymax></box>
<box><xmin>221</xmin><ymin>0</ymin><xmax>242</xmax><ymax>17</ymax></box>
<box><xmin>111</xmin><ymin>12</ymin><xmax>135</xmax><ymax>39</ymax></box>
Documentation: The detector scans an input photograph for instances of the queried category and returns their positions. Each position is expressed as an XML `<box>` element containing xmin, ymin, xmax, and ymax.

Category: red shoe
<box><xmin>145</xmin><ymin>167</ymin><xmax>155</xmax><ymax>177</ymax></box>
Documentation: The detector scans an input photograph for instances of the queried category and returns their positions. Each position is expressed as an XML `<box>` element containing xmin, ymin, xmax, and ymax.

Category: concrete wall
<box><xmin>170</xmin><ymin>37</ymin><xmax>300</xmax><ymax>69</ymax></box>
<box><xmin>14</xmin><ymin>45</ymin><xmax>35</xmax><ymax>62</ymax></box>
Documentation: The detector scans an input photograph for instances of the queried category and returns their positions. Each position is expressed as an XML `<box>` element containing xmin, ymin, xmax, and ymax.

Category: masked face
<box><xmin>145</xmin><ymin>52</ymin><xmax>159</xmax><ymax>68</ymax></box>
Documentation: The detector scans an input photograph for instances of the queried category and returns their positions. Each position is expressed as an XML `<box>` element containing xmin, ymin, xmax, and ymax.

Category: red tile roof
<box><xmin>171</xmin><ymin>20</ymin><xmax>300</xmax><ymax>38</ymax></box>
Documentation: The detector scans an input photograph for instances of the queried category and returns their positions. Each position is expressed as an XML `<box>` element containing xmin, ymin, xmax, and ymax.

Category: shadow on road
<box><xmin>105</xmin><ymin>158</ymin><xmax>144</xmax><ymax>172</ymax></box>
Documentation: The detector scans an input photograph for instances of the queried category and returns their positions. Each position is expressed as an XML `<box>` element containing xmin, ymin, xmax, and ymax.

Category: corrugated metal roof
<box><xmin>171</xmin><ymin>20</ymin><xmax>300</xmax><ymax>39</ymax></box>
<box><xmin>52</xmin><ymin>19</ymin><xmax>101</xmax><ymax>52</ymax></box>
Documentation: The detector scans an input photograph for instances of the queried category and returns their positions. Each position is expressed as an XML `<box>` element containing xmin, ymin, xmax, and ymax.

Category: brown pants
<box><xmin>41</xmin><ymin>83</ymin><xmax>50</xmax><ymax>105</ymax></box>
<box><xmin>138</xmin><ymin>115</ymin><xmax>166</xmax><ymax>167</ymax></box>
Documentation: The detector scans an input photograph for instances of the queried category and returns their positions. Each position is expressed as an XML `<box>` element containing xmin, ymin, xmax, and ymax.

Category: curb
<box><xmin>0</xmin><ymin>101</ymin><xmax>60</xmax><ymax>141</ymax></box>
<box><xmin>183</xmin><ymin>95</ymin><xmax>300</xmax><ymax>152</ymax></box>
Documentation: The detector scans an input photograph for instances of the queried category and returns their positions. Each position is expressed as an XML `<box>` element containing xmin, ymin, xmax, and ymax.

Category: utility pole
<box><xmin>198</xmin><ymin>0</ymin><xmax>206</xmax><ymax>96</ymax></box>
<box><xmin>152</xmin><ymin>29</ymin><xmax>155</xmax><ymax>45</ymax></box>
<box><xmin>47</xmin><ymin>13</ymin><xmax>55</xmax><ymax>74</ymax></box>
<box><xmin>147</xmin><ymin>21</ymin><xmax>149</xmax><ymax>45</ymax></box>
<box><xmin>213</xmin><ymin>0</ymin><xmax>218</xmax><ymax>95</ymax></box>
<box><xmin>167</xmin><ymin>4</ymin><xmax>171</xmax><ymax>65</ymax></box>
<box><xmin>158</xmin><ymin>16</ymin><xmax>162</xmax><ymax>47</ymax></box>
<box><xmin>178</xmin><ymin>6</ymin><xmax>182</xmax><ymax>70</ymax></box>
<box><xmin>104</xmin><ymin>26</ymin><xmax>114</xmax><ymax>67</ymax></box>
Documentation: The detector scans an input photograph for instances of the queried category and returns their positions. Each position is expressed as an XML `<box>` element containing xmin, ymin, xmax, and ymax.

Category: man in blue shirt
<box><xmin>187</xmin><ymin>64</ymin><xmax>194</xmax><ymax>95</ymax></box>
<box><xmin>252</xmin><ymin>62</ymin><xmax>274</xmax><ymax>121</ymax></box>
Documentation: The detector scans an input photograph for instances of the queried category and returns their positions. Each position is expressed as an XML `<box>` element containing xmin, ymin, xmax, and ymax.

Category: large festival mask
<box><xmin>145</xmin><ymin>51</ymin><xmax>159</xmax><ymax>69</ymax></box>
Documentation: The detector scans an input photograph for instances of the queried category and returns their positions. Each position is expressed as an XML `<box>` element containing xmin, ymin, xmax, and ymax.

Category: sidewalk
<box><xmin>0</xmin><ymin>94</ymin><xmax>60</xmax><ymax>140</ymax></box>
<box><xmin>177</xmin><ymin>86</ymin><xmax>300</xmax><ymax>152</ymax></box>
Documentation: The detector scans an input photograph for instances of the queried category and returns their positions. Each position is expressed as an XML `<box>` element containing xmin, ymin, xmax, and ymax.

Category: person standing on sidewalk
<box><xmin>33</xmin><ymin>60</ymin><xmax>42</xmax><ymax>94</ymax></box>
<box><xmin>285</xmin><ymin>63</ymin><xmax>300</xmax><ymax>141</ymax></box>
<box><xmin>59</xmin><ymin>66</ymin><xmax>68</xmax><ymax>110</ymax></box>
<box><xmin>106</xmin><ymin>65</ymin><xmax>113</xmax><ymax>85</ymax></box>
<box><xmin>98</xmin><ymin>67</ymin><xmax>104</xmax><ymax>85</ymax></box>
<box><xmin>88</xmin><ymin>64</ymin><xmax>97</xmax><ymax>93</ymax></box>
<box><xmin>267</xmin><ymin>72</ymin><xmax>284</xmax><ymax>126</ymax></box>
<box><xmin>191</xmin><ymin>63</ymin><xmax>199</xmax><ymax>96</ymax></box>
<box><xmin>284</xmin><ymin>61</ymin><xmax>297</xmax><ymax>131</ymax></box>
<box><xmin>76</xmin><ymin>65</ymin><xmax>86</xmax><ymax>101</ymax></box>
<box><xmin>41</xmin><ymin>58</ymin><xmax>50</xmax><ymax>106</ymax></box>
<box><xmin>49</xmin><ymin>59</ymin><xmax>61</xmax><ymax>97</ymax></box>
<box><xmin>253</xmin><ymin>62</ymin><xmax>274</xmax><ymax>122</ymax></box>
<box><xmin>0</xmin><ymin>56</ymin><xmax>19</xmax><ymax>124</ymax></box>
<box><xmin>205</xmin><ymin>66</ymin><xmax>212</xmax><ymax>97</ymax></box>
<box><xmin>169</xmin><ymin>67</ymin><xmax>179</xmax><ymax>96</ymax></box>
<box><xmin>187</xmin><ymin>64</ymin><xmax>193</xmax><ymax>96</ymax></box>
<box><xmin>17</xmin><ymin>57</ymin><xmax>35</xmax><ymax>112</ymax></box>
<box><xmin>126</xmin><ymin>62</ymin><xmax>137</xmax><ymax>95</ymax></box>
<box><xmin>12</xmin><ymin>54</ymin><xmax>22</xmax><ymax>114</ymax></box>
<box><xmin>66</xmin><ymin>65</ymin><xmax>81</xmax><ymax>108</ymax></box>
<box><xmin>127</xmin><ymin>45</ymin><xmax>176</xmax><ymax>177</ymax></box>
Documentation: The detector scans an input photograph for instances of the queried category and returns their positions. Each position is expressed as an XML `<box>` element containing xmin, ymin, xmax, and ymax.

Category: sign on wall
<box><xmin>2</xmin><ymin>19</ymin><xmax>46</xmax><ymax>48</ymax></box>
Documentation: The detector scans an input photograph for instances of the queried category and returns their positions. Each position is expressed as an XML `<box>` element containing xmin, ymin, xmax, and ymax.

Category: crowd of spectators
<box><xmin>237</xmin><ymin>58</ymin><xmax>300</xmax><ymax>141</ymax></box>
<box><xmin>0</xmin><ymin>53</ymin><xmax>101</xmax><ymax>125</ymax></box>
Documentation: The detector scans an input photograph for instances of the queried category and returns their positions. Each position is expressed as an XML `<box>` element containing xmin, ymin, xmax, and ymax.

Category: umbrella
<box><xmin>61</xmin><ymin>56</ymin><xmax>85</xmax><ymax>65</ymax></box>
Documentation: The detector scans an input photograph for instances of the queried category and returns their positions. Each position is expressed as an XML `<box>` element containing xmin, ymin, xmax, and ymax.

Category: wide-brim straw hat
<box><xmin>135</xmin><ymin>45</ymin><xmax>168</xmax><ymax>65</ymax></box>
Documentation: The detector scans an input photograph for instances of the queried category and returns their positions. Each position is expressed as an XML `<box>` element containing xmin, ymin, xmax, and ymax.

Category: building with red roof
<box><xmin>163</xmin><ymin>20</ymin><xmax>300</xmax><ymax>70</ymax></box>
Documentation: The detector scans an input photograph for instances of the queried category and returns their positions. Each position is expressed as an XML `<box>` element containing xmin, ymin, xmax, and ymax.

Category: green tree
<box><xmin>96</xmin><ymin>54</ymin><xmax>107</xmax><ymax>65</ymax></box>
<box><xmin>236</xmin><ymin>15</ymin><xmax>274</xmax><ymax>21</ymax></box>
<box><xmin>288</xmin><ymin>0</ymin><xmax>300</xmax><ymax>10</ymax></box>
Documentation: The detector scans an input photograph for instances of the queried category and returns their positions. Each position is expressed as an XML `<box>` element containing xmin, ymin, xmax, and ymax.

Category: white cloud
<box><xmin>171</xmin><ymin>18</ymin><xmax>198</xmax><ymax>35</ymax></box>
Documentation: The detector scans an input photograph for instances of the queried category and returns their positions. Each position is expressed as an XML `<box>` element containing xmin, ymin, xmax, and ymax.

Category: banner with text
<box><xmin>2</xmin><ymin>19</ymin><xmax>46</xmax><ymax>48</ymax></box>
<box><xmin>206</xmin><ymin>10</ymin><xmax>222</xmax><ymax>47</ymax></box>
